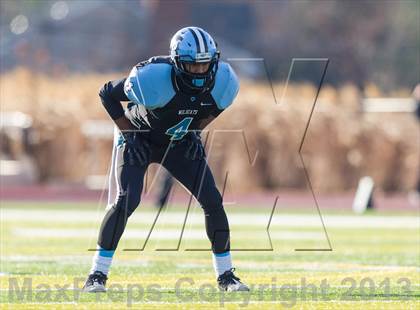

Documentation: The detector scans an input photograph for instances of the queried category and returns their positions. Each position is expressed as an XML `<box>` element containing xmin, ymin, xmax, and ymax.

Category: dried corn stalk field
<box><xmin>1</xmin><ymin>68</ymin><xmax>418</xmax><ymax>192</ymax></box>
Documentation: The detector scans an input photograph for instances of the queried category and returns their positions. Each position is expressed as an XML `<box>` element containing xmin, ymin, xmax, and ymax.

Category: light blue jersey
<box><xmin>120</xmin><ymin>56</ymin><xmax>239</xmax><ymax>145</ymax></box>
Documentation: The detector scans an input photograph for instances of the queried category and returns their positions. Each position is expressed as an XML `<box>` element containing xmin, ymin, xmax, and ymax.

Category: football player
<box><xmin>84</xmin><ymin>27</ymin><xmax>249</xmax><ymax>292</ymax></box>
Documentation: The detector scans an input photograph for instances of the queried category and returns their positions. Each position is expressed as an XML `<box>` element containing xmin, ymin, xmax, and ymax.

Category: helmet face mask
<box><xmin>174</xmin><ymin>52</ymin><xmax>219</xmax><ymax>90</ymax></box>
<box><xmin>170</xmin><ymin>27</ymin><xmax>220</xmax><ymax>92</ymax></box>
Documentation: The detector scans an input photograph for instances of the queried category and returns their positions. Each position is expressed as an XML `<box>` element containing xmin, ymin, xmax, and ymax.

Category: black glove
<box><xmin>121</xmin><ymin>131</ymin><xmax>151</xmax><ymax>166</ymax></box>
<box><xmin>184</xmin><ymin>132</ymin><xmax>205</xmax><ymax>161</ymax></box>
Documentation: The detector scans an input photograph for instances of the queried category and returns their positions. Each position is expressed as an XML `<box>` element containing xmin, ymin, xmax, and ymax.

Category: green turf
<box><xmin>0</xmin><ymin>202</ymin><xmax>419</xmax><ymax>309</ymax></box>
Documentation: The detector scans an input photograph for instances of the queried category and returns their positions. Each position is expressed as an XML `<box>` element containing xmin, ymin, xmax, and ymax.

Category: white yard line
<box><xmin>11</xmin><ymin>227</ymin><xmax>324</xmax><ymax>240</ymax></box>
<box><xmin>2</xmin><ymin>255</ymin><xmax>417</xmax><ymax>274</ymax></box>
<box><xmin>2</xmin><ymin>209</ymin><xmax>419</xmax><ymax>229</ymax></box>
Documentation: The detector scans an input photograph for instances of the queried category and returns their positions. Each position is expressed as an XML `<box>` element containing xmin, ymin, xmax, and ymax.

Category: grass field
<box><xmin>0</xmin><ymin>201</ymin><xmax>419</xmax><ymax>309</ymax></box>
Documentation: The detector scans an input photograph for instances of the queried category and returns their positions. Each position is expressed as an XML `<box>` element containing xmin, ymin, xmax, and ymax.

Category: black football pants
<box><xmin>97</xmin><ymin>142</ymin><xmax>230</xmax><ymax>254</ymax></box>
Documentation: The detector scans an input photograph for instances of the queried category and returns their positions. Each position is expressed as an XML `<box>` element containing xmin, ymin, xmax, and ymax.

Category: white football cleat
<box><xmin>217</xmin><ymin>268</ymin><xmax>250</xmax><ymax>292</ymax></box>
<box><xmin>83</xmin><ymin>271</ymin><xmax>108</xmax><ymax>293</ymax></box>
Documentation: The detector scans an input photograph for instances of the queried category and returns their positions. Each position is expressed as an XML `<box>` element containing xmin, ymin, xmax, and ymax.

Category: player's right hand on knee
<box><xmin>184</xmin><ymin>132</ymin><xmax>205</xmax><ymax>161</ymax></box>
<box><xmin>121</xmin><ymin>131</ymin><xmax>151</xmax><ymax>166</ymax></box>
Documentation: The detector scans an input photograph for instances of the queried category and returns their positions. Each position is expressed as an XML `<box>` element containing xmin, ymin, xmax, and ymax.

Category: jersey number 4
<box><xmin>165</xmin><ymin>117</ymin><xmax>193</xmax><ymax>141</ymax></box>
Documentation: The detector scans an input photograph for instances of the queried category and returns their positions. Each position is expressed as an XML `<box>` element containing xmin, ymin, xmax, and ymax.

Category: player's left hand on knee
<box><xmin>184</xmin><ymin>132</ymin><xmax>205</xmax><ymax>161</ymax></box>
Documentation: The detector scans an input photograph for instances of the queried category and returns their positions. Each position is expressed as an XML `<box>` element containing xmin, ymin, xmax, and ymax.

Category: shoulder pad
<box><xmin>211</xmin><ymin>62</ymin><xmax>239</xmax><ymax>110</ymax></box>
<box><xmin>124</xmin><ymin>62</ymin><xmax>175</xmax><ymax>109</ymax></box>
<box><xmin>147</xmin><ymin>56</ymin><xmax>173</xmax><ymax>65</ymax></box>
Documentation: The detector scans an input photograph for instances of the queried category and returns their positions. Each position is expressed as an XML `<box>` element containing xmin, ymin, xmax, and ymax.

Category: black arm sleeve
<box><xmin>99</xmin><ymin>78</ymin><xmax>129</xmax><ymax>120</ymax></box>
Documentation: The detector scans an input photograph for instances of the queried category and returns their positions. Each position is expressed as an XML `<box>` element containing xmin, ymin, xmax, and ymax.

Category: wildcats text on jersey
<box><xmin>178</xmin><ymin>109</ymin><xmax>198</xmax><ymax>115</ymax></box>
